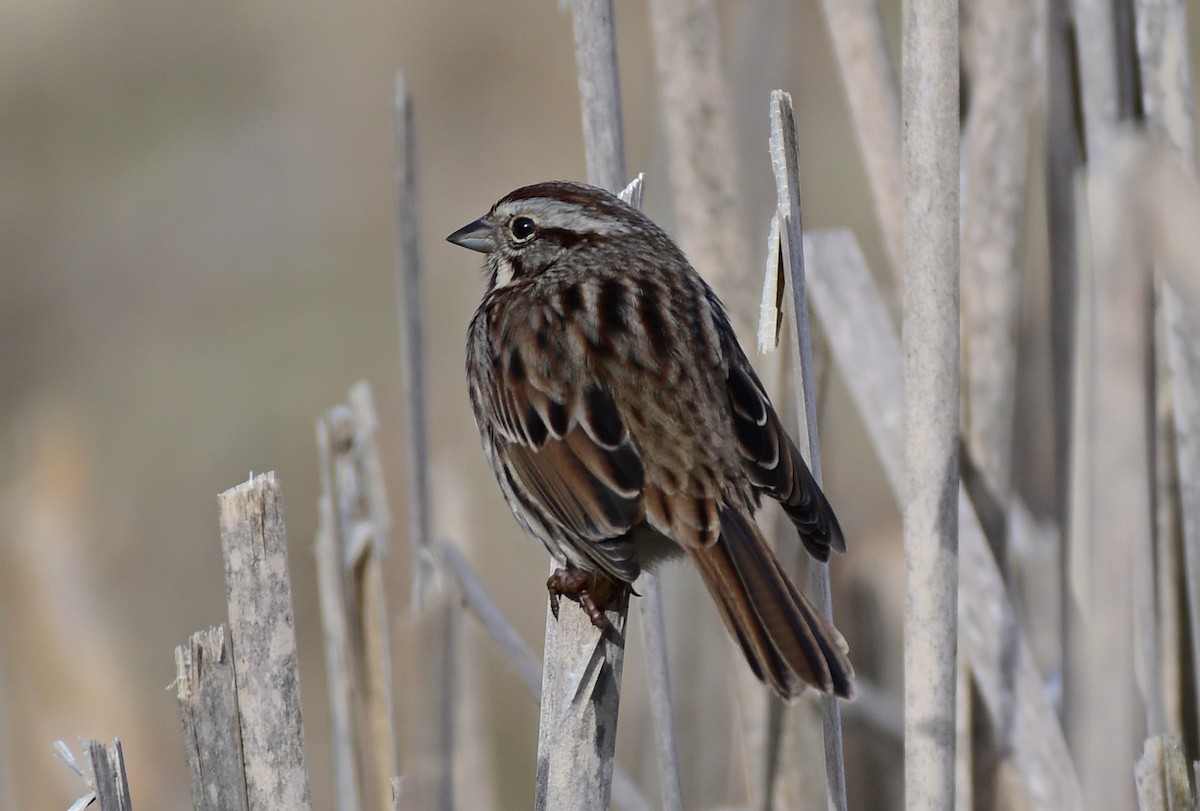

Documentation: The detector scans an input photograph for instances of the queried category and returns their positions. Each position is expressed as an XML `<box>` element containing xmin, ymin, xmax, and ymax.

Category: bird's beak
<box><xmin>447</xmin><ymin>216</ymin><xmax>496</xmax><ymax>253</ymax></box>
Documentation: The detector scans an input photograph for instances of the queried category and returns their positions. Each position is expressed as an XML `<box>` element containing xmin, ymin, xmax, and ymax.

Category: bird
<box><xmin>448</xmin><ymin>180</ymin><xmax>853</xmax><ymax>699</ymax></box>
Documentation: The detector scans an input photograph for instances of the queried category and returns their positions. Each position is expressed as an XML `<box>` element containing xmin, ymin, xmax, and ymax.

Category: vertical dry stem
<box><xmin>176</xmin><ymin>627</ymin><xmax>248</xmax><ymax>811</ymax></box>
<box><xmin>902</xmin><ymin>0</ymin><xmax>961</xmax><ymax>806</ymax></box>
<box><xmin>533</xmin><ymin>5</ymin><xmax>631</xmax><ymax>809</ymax></box>
<box><xmin>86</xmin><ymin>739</ymin><xmax>132</xmax><ymax>811</ymax></box>
<box><xmin>647</xmin><ymin>2</ymin><xmax>765</xmax><ymax>802</ymax></box>
<box><xmin>572</xmin><ymin>0</ymin><xmax>626</xmax><ymax>194</ymax></box>
<box><xmin>1136</xmin><ymin>0</ymin><xmax>1200</xmax><ymax>748</ymax></box>
<box><xmin>219</xmin><ymin>473</ymin><xmax>312</xmax><ymax>811</ymax></box>
<box><xmin>647</xmin><ymin>0</ymin><xmax>755</xmax><ymax>331</ymax></box>
<box><xmin>769</xmin><ymin>89</ymin><xmax>848</xmax><ymax>811</ymax></box>
<box><xmin>316</xmin><ymin>382</ymin><xmax>399</xmax><ymax>811</ymax></box>
<box><xmin>393</xmin><ymin>74</ymin><xmax>432</xmax><ymax>588</ymax></box>
<box><xmin>394</xmin><ymin>72</ymin><xmax>455</xmax><ymax>811</ymax></box>
<box><xmin>815</xmin><ymin>0</ymin><xmax>904</xmax><ymax>278</ymax></box>
<box><xmin>959</xmin><ymin>0</ymin><xmax>1036</xmax><ymax>572</ymax></box>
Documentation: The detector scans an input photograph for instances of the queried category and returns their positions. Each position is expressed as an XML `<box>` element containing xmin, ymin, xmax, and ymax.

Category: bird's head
<box><xmin>447</xmin><ymin>181</ymin><xmax>644</xmax><ymax>290</ymax></box>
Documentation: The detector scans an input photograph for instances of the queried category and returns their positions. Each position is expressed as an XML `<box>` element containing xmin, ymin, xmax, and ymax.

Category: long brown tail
<box><xmin>689</xmin><ymin>506</ymin><xmax>854</xmax><ymax>699</ymax></box>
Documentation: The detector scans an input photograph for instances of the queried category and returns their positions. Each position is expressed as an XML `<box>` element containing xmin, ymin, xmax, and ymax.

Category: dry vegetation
<box><xmin>4</xmin><ymin>1</ymin><xmax>1200</xmax><ymax>810</ymax></box>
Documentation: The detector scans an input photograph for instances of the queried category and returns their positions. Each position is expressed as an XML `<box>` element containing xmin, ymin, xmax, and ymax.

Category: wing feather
<box><xmin>481</xmin><ymin>329</ymin><xmax>648</xmax><ymax>582</ymax></box>
<box><xmin>726</xmin><ymin>363</ymin><xmax>845</xmax><ymax>560</ymax></box>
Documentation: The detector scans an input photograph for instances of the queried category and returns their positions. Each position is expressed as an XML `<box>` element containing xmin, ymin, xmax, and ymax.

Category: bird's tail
<box><xmin>689</xmin><ymin>506</ymin><xmax>854</xmax><ymax>699</ymax></box>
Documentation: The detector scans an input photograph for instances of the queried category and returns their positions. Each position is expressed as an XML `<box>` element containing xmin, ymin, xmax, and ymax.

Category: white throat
<box><xmin>491</xmin><ymin>256</ymin><xmax>516</xmax><ymax>290</ymax></box>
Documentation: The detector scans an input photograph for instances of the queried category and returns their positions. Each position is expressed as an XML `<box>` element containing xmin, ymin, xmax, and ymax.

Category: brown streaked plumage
<box><xmin>449</xmin><ymin>180</ymin><xmax>853</xmax><ymax>699</ymax></box>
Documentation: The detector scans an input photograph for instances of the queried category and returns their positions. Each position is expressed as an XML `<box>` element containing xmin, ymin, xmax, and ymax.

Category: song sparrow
<box><xmin>449</xmin><ymin>181</ymin><xmax>853</xmax><ymax>699</ymax></box>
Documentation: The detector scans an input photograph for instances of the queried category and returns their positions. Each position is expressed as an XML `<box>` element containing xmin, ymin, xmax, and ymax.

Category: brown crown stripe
<box><xmin>498</xmin><ymin>181</ymin><xmax>632</xmax><ymax>220</ymax></box>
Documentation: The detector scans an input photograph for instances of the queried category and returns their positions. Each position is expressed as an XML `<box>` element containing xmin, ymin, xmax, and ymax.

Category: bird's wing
<box><xmin>725</xmin><ymin>362</ymin><xmax>845</xmax><ymax>561</ymax></box>
<box><xmin>485</xmin><ymin>337</ymin><xmax>647</xmax><ymax>581</ymax></box>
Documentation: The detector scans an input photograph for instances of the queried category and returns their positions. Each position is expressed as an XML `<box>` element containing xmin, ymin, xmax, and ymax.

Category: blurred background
<box><xmin>4</xmin><ymin>1</ymin><xmax>1198</xmax><ymax>809</ymax></box>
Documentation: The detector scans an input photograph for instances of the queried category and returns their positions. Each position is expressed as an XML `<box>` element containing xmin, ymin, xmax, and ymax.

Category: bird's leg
<box><xmin>546</xmin><ymin>566</ymin><xmax>623</xmax><ymax>629</ymax></box>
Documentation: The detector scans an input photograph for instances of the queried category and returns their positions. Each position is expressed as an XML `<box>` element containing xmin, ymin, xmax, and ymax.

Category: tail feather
<box><xmin>690</xmin><ymin>537</ymin><xmax>799</xmax><ymax>697</ymax></box>
<box><xmin>689</xmin><ymin>506</ymin><xmax>854</xmax><ymax>699</ymax></box>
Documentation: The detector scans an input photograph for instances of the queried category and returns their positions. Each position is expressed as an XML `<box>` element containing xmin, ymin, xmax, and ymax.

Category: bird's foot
<box><xmin>547</xmin><ymin>567</ymin><xmax>621</xmax><ymax>629</ymax></box>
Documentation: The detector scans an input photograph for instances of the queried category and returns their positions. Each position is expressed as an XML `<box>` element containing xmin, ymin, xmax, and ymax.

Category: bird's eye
<box><xmin>510</xmin><ymin>216</ymin><xmax>537</xmax><ymax>242</ymax></box>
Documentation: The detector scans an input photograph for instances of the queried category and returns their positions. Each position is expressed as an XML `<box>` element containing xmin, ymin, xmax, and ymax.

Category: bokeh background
<box><xmin>5</xmin><ymin>2</ymin><xmax>1198</xmax><ymax>809</ymax></box>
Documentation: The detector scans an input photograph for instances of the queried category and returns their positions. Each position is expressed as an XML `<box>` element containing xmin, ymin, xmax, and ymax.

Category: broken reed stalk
<box><xmin>436</xmin><ymin>541</ymin><xmax>656</xmax><ymax>811</ymax></box>
<box><xmin>902</xmin><ymin>0</ymin><xmax>961</xmax><ymax>806</ymax></box>
<box><xmin>1135</xmin><ymin>735</ymin><xmax>1195</xmax><ymax>808</ymax></box>
<box><xmin>534</xmin><ymin>5</ymin><xmax>630</xmax><ymax>809</ymax></box>
<box><xmin>768</xmin><ymin>89</ymin><xmax>848</xmax><ymax>811</ymax></box>
<box><xmin>176</xmin><ymin>627</ymin><xmax>248</xmax><ymax>811</ymax></box>
<box><xmin>219</xmin><ymin>473</ymin><xmax>313</xmax><ymax>811</ymax></box>
<box><xmin>316</xmin><ymin>412</ymin><xmax>364</xmax><ymax>811</ymax></box>
<box><xmin>534</xmin><ymin>581</ymin><xmax>635</xmax><ymax>811</ymax></box>
<box><xmin>86</xmin><ymin>739</ymin><xmax>133</xmax><ymax>811</ymax></box>
<box><xmin>316</xmin><ymin>381</ymin><xmax>399</xmax><ymax>811</ymax></box>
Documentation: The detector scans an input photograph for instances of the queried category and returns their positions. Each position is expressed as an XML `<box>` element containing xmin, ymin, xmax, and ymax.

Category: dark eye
<box><xmin>510</xmin><ymin>216</ymin><xmax>537</xmax><ymax>242</ymax></box>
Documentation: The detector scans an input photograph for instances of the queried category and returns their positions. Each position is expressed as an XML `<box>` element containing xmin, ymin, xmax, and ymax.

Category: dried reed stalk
<box><xmin>902</xmin><ymin>0</ymin><xmax>961</xmax><ymax>805</ymax></box>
